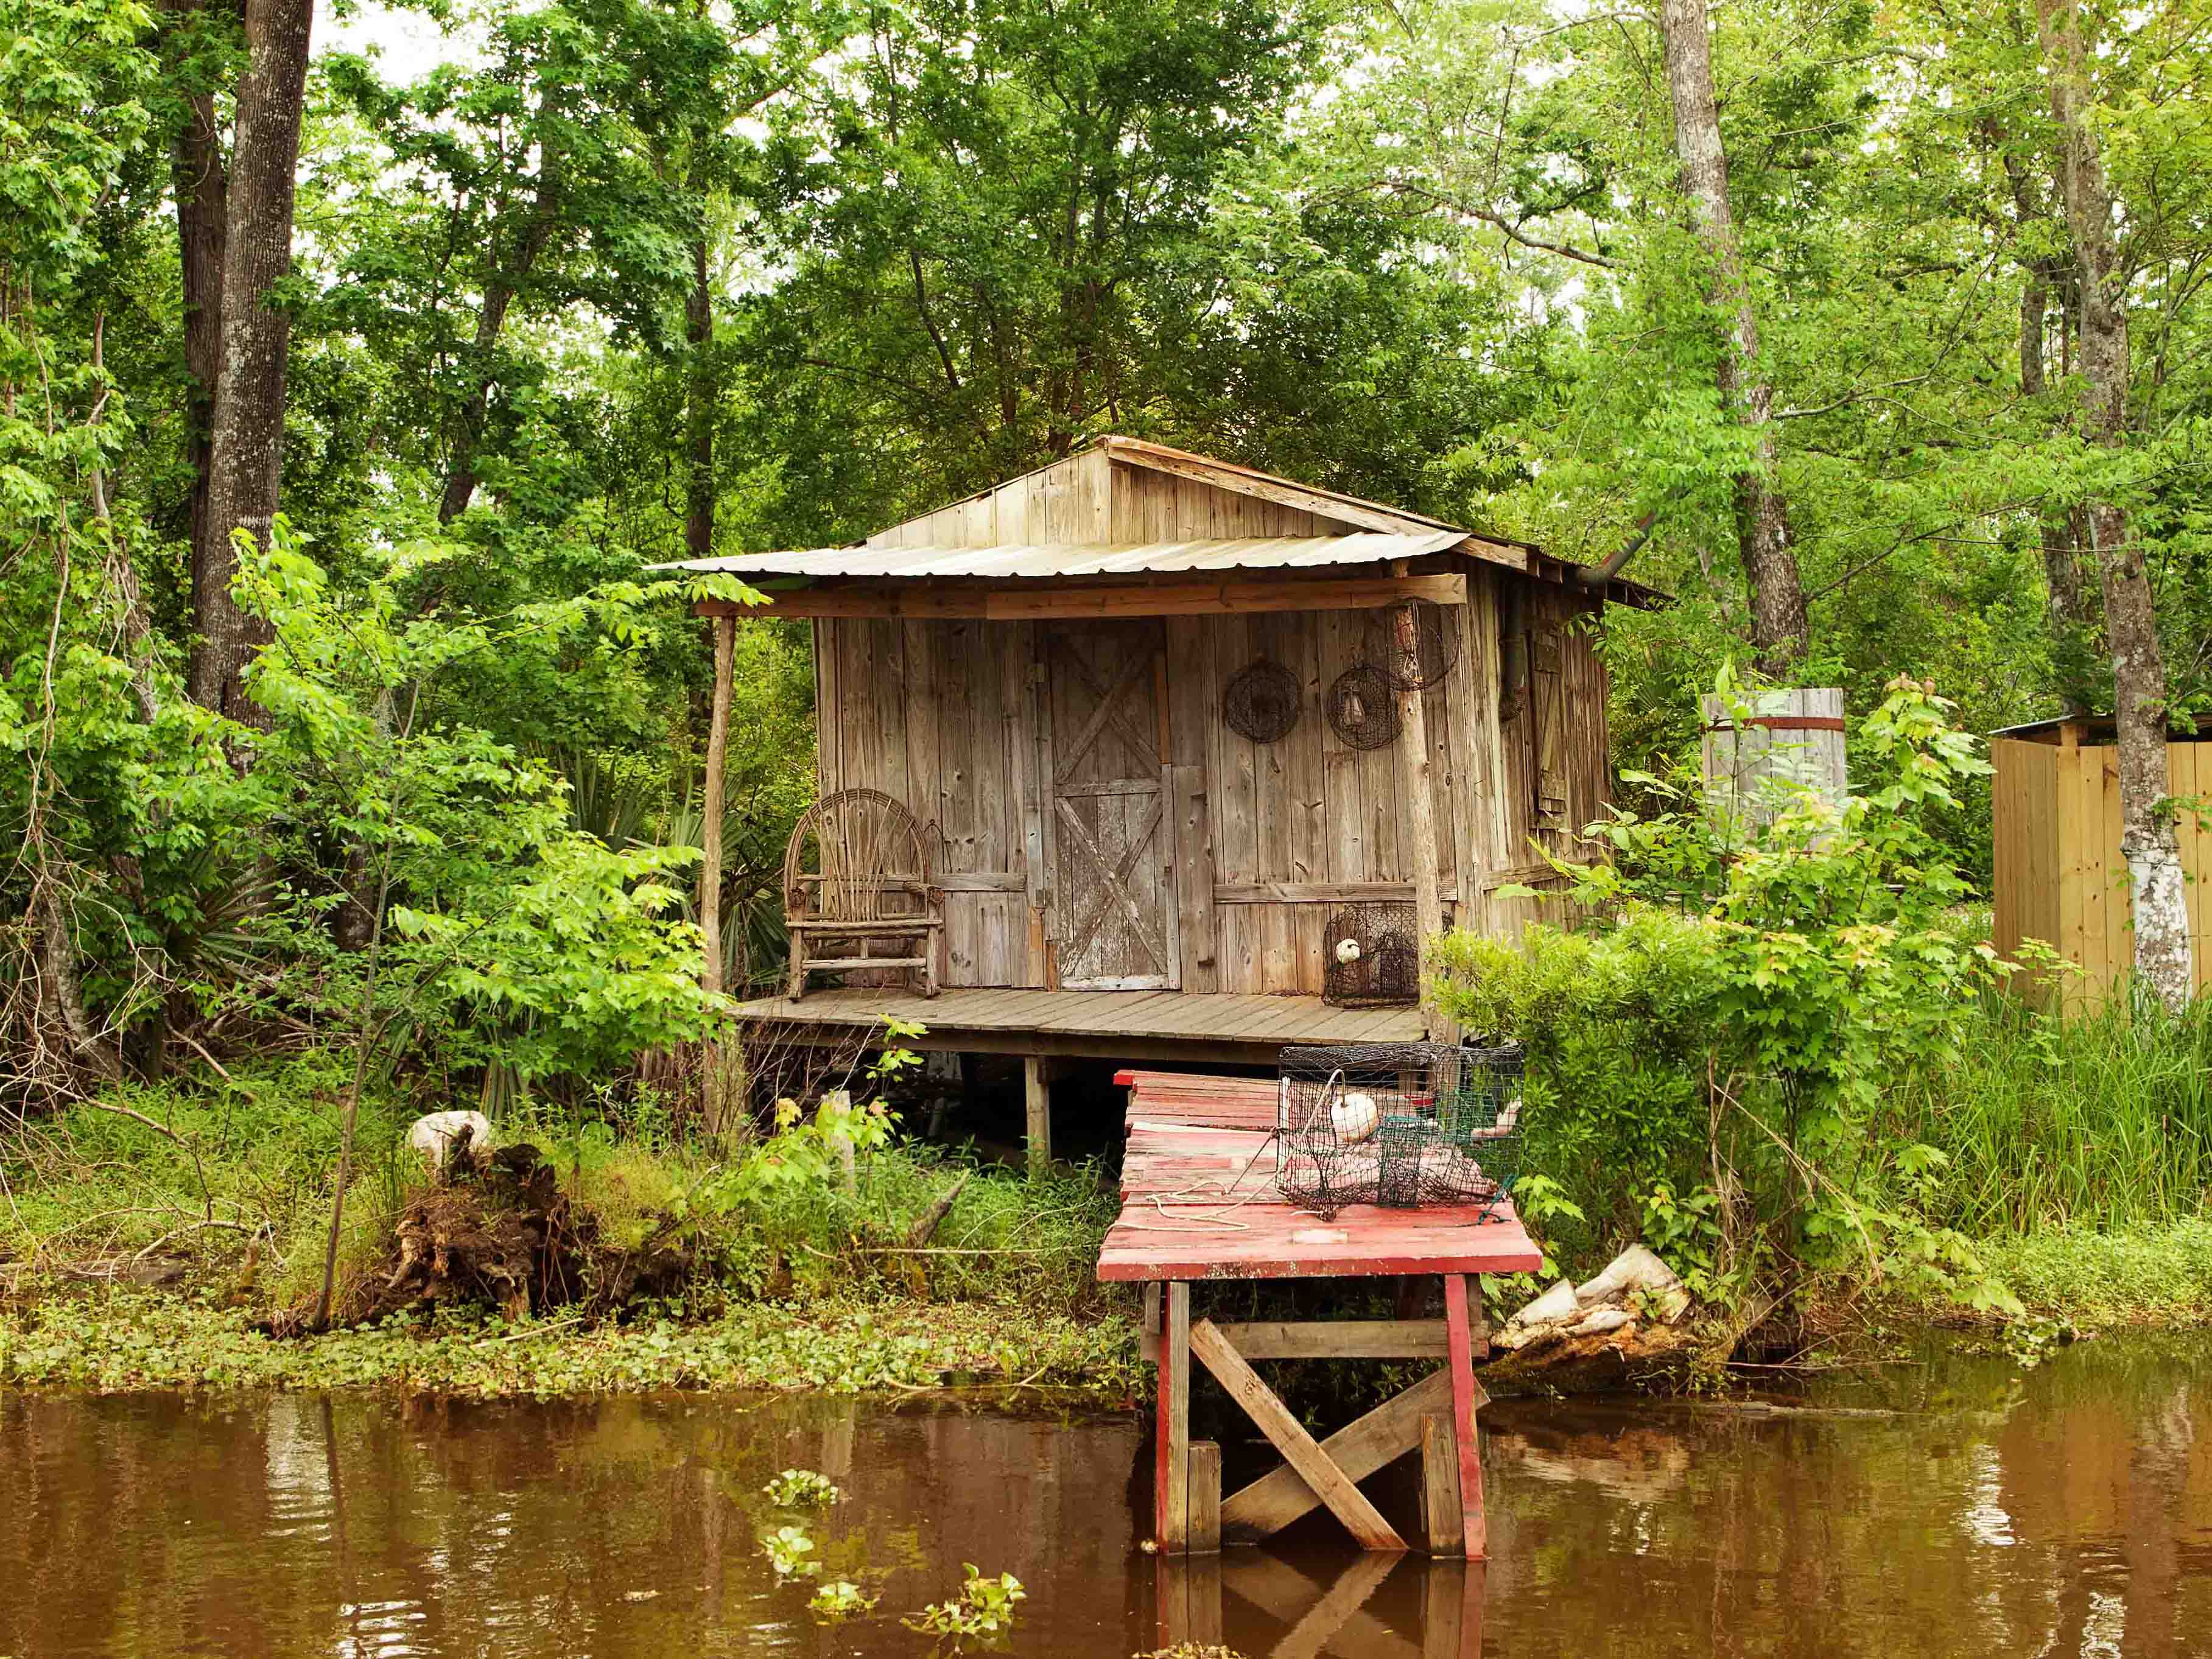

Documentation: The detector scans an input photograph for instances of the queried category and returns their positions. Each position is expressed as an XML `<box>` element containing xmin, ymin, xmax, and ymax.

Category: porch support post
<box><xmin>700</xmin><ymin>612</ymin><xmax>736</xmax><ymax>1132</ymax></box>
<box><xmin>1024</xmin><ymin>1056</ymin><xmax>1053</xmax><ymax>1175</ymax></box>
<box><xmin>1394</xmin><ymin>600</ymin><xmax>1457</xmax><ymax>1043</ymax></box>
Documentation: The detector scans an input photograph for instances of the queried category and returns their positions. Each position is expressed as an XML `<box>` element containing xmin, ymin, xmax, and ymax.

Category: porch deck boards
<box><xmin>729</xmin><ymin>986</ymin><xmax>1426</xmax><ymax>1062</ymax></box>
<box><xmin>1097</xmin><ymin>1070</ymin><xmax>1542</xmax><ymax>1283</ymax></box>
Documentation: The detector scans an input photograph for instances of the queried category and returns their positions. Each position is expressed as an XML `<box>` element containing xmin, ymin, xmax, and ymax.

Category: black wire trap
<box><xmin>1325</xmin><ymin>664</ymin><xmax>1400</xmax><ymax>749</ymax></box>
<box><xmin>1321</xmin><ymin>902</ymin><xmax>1420</xmax><ymax>1008</ymax></box>
<box><xmin>1276</xmin><ymin>1040</ymin><xmax>1526</xmax><ymax>1219</ymax></box>
<box><xmin>1363</xmin><ymin>600</ymin><xmax>1453</xmax><ymax>691</ymax></box>
<box><xmin>1224</xmin><ymin>657</ymin><xmax>1301</xmax><ymax>743</ymax></box>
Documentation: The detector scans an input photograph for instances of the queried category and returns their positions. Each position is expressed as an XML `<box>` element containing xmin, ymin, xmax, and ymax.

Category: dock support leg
<box><xmin>1154</xmin><ymin>1282</ymin><xmax>1190</xmax><ymax>1551</ymax></box>
<box><xmin>1420</xmin><ymin>1414</ymin><xmax>1464</xmax><ymax>1557</ymax></box>
<box><xmin>1444</xmin><ymin>1273</ymin><xmax>1486</xmax><ymax>1560</ymax></box>
<box><xmin>1024</xmin><ymin>1056</ymin><xmax>1052</xmax><ymax>1177</ymax></box>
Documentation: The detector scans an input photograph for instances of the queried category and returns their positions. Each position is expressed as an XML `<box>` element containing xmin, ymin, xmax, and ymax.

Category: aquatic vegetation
<box><xmin>760</xmin><ymin>1524</ymin><xmax>818</xmax><ymax>1577</ymax></box>
<box><xmin>902</xmin><ymin>1565</ymin><xmax>1026</xmax><ymax>1649</ymax></box>
<box><xmin>807</xmin><ymin>1580</ymin><xmax>877</xmax><ymax>1622</ymax></box>
<box><xmin>0</xmin><ymin>1287</ymin><xmax>1145</xmax><ymax>1398</ymax></box>
<box><xmin>762</xmin><ymin>1468</ymin><xmax>840</xmax><ymax>1507</ymax></box>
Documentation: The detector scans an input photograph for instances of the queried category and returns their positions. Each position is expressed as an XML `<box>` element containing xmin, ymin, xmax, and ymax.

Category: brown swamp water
<box><xmin>2</xmin><ymin>1334</ymin><xmax>2208</xmax><ymax>1658</ymax></box>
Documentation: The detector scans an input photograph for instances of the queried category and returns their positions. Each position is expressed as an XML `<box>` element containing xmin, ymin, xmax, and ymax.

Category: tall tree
<box><xmin>159</xmin><ymin>0</ymin><xmax>230</xmax><ymax>597</ymax></box>
<box><xmin>750</xmin><ymin>0</ymin><xmax>1522</xmax><ymax>527</ymax></box>
<box><xmin>1657</xmin><ymin>0</ymin><xmax>1806</xmax><ymax>675</ymax></box>
<box><xmin>1990</xmin><ymin>135</ymin><xmax>2103</xmax><ymax>713</ymax></box>
<box><xmin>190</xmin><ymin>0</ymin><xmax>312</xmax><ymax>720</ymax></box>
<box><xmin>683</xmin><ymin>231</ymin><xmax>716</xmax><ymax>558</ymax></box>
<box><xmin>2034</xmin><ymin>0</ymin><xmax>2191</xmax><ymax>1009</ymax></box>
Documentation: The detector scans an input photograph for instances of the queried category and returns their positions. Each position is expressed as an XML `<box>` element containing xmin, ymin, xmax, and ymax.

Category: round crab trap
<box><xmin>1362</xmin><ymin>600</ymin><xmax>1453</xmax><ymax>692</ymax></box>
<box><xmin>1325</xmin><ymin>664</ymin><xmax>1400</xmax><ymax>750</ymax></box>
<box><xmin>1224</xmin><ymin>657</ymin><xmax>1301</xmax><ymax>743</ymax></box>
<box><xmin>1276</xmin><ymin>1040</ymin><xmax>1527</xmax><ymax>1219</ymax></box>
<box><xmin>1321</xmin><ymin>902</ymin><xmax>1420</xmax><ymax>1008</ymax></box>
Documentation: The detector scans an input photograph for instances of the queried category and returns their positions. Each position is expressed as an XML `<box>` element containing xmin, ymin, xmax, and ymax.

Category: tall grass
<box><xmin>1885</xmin><ymin>997</ymin><xmax>2212</xmax><ymax>1234</ymax></box>
<box><xmin>4</xmin><ymin>1052</ymin><xmax>1120</xmax><ymax>1327</ymax></box>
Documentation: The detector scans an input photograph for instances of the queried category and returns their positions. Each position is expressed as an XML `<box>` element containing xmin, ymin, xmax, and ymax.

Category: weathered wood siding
<box><xmin>1483</xmin><ymin>572</ymin><xmax>1610</xmax><ymax>940</ymax></box>
<box><xmin>864</xmin><ymin>448</ymin><xmax>1354</xmax><ymax>549</ymax></box>
<box><xmin>816</xmin><ymin>573</ymin><xmax>1611</xmax><ymax>993</ymax></box>
<box><xmin>1993</xmin><ymin>733</ymin><xmax>2212</xmax><ymax>1011</ymax></box>
<box><xmin>817</xmin><ymin>615</ymin><xmax>1042</xmax><ymax>987</ymax></box>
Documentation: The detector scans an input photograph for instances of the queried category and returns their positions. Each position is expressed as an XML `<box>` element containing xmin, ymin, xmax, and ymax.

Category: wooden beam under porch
<box><xmin>726</xmin><ymin>986</ymin><xmax>1425</xmax><ymax>1066</ymax></box>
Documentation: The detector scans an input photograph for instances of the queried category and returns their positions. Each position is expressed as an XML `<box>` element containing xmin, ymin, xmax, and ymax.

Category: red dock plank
<box><xmin>1098</xmin><ymin>1070</ymin><xmax>1543</xmax><ymax>1283</ymax></box>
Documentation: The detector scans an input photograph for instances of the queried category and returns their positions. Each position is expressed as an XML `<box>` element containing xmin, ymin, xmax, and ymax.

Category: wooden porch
<box><xmin>728</xmin><ymin>985</ymin><xmax>1427</xmax><ymax>1065</ymax></box>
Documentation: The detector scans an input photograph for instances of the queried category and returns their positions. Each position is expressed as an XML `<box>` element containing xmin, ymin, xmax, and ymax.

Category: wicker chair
<box><xmin>782</xmin><ymin>788</ymin><xmax>942</xmax><ymax>1001</ymax></box>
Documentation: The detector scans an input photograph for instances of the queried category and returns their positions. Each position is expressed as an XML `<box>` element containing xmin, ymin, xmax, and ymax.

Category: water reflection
<box><xmin>1155</xmin><ymin>1552</ymin><xmax>1483</xmax><ymax>1658</ymax></box>
<box><xmin>0</xmin><ymin>1333</ymin><xmax>2207</xmax><ymax>1657</ymax></box>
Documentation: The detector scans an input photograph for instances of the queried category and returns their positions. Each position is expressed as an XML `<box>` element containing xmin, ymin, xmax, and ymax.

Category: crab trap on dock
<box><xmin>1276</xmin><ymin>1040</ymin><xmax>1525</xmax><ymax>1218</ymax></box>
<box><xmin>1321</xmin><ymin>902</ymin><xmax>1421</xmax><ymax>1008</ymax></box>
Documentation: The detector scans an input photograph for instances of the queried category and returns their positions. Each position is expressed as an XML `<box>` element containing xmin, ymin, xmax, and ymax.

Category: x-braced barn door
<box><xmin>1044</xmin><ymin>621</ymin><xmax>1176</xmax><ymax>990</ymax></box>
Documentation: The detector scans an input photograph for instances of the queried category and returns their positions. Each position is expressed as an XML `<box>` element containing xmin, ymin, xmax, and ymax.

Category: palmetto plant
<box><xmin>547</xmin><ymin>745</ymin><xmax>799</xmax><ymax>995</ymax></box>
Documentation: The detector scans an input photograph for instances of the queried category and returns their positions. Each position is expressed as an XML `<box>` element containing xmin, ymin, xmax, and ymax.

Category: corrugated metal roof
<box><xmin>651</xmin><ymin>530</ymin><xmax>1468</xmax><ymax>580</ymax></box>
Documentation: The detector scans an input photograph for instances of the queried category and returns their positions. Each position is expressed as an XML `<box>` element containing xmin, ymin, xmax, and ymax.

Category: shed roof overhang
<box><xmin>649</xmin><ymin>435</ymin><xmax>1668</xmax><ymax>615</ymax></box>
<box><xmin>655</xmin><ymin>540</ymin><xmax>1664</xmax><ymax>619</ymax></box>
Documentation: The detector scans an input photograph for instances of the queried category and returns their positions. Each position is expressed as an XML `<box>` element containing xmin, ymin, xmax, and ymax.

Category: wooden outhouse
<box><xmin>1992</xmin><ymin>717</ymin><xmax>2212</xmax><ymax>1009</ymax></box>
<box><xmin>668</xmin><ymin>438</ymin><xmax>1654</xmax><ymax>1128</ymax></box>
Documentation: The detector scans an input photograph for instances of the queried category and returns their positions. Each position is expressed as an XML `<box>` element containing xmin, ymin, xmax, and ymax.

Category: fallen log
<box><xmin>1476</xmin><ymin>1242</ymin><xmax>1708</xmax><ymax>1395</ymax></box>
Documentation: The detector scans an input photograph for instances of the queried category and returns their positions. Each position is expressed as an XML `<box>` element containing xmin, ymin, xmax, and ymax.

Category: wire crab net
<box><xmin>1321</xmin><ymin>902</ymin><xmax>1420</xmax><ymax>1008</ymax></box>
<box><xmin>1223</xmin><ymin>657</ymin><xmax>1302</xmax><ymax>743</ymax></box>
<box><xmin>1361</xmin><ymin>600</ymin><xmax>1453</xmax><ymax>692</ymax></box>
<box><xmin>1275</xmin><ymin>1040</ymin><xmax>1526</xmax><ymax>1219</ymax></box>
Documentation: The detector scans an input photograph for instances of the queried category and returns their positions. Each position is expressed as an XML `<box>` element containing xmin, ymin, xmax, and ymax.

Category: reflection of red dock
<box><xmin>1157</xmin><ymin>1551</ymin><xmax>1486</xmax><ymax>1659</ymax></box>
<box><xmin>1098</xmin><ymin>1069</ymin><xmax>1542</xmax><ymax>1568</ymax></box>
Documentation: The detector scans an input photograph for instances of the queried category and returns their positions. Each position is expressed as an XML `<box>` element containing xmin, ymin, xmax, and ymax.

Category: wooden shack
<box><xmin>667</xmin><ymin>438</ymin><xmax>1655</xmax><ymax>1151</ymax></box>
<box><xmin>1992</xmin><ymin>717</ymin><xmax>2212</xmax><ymax>1009</ymax></box>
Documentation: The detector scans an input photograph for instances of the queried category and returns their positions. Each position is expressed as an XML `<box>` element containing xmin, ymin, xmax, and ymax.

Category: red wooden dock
<box><xmin>1098</xmin><ymin>1068</ymin><xmax>1543</xmax><ymax>1565</ymax></box>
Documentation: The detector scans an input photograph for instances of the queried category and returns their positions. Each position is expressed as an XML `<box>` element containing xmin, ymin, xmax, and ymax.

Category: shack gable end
<box><xmin>865</xmin><ymin>445</ymin><xmax>1373</xmax><ymax>551</ymax></box>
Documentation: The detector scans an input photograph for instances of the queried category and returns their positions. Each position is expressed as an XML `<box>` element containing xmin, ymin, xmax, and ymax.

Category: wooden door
<box><xmin>1045</xmin><ymin>620</ymin><xmax>1176</xmax><ymax>989</ymax></box>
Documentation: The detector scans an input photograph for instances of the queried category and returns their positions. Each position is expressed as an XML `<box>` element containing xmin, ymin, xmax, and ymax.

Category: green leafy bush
<box><xmin>1436</xmin><ymin>676</ymin><xmax>2020</xmax><ymax>1313</ymax></box>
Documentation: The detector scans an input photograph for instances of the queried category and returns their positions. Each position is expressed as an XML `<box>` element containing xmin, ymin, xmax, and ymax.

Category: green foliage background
<box><xmin>4</xmin><ymin>0</ymin><xmax>2211</xmax><ymax>1325</ymax></box>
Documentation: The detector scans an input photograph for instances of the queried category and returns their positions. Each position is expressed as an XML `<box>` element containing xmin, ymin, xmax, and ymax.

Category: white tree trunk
<box><xmin>2034</xmin><ymin>0</ymin><xmax>2192</xmax><ymax>1012</ymax></box>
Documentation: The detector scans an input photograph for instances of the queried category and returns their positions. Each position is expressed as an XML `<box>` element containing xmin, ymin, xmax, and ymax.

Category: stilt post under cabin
<box><xmin>1024</xmin><ymin>1056</ymin><xmax>1053</xmax><ymax>1175</ymax></box>
<box><xmin>1393</xmin><ymin>598</ymin><xmax>1456</xmax><ymax>1042</ymax></box>
<box><xmin>700</xmin><ymin>612</ymin><xmax>736</xmax><ymax>1133</ymax></box>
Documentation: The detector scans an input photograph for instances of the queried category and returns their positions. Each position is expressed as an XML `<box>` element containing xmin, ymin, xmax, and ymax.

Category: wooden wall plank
<box><xmin>1253</xmin><ymin>611</ymin><xmax>1294</xmax><ymax>991</ymax></box>
<box><xmin>1283</xmin><ymin>612</ymin><xmax>1327</xmax><ymax>994</ymax></box>
<box><xmin>813</xmin><ymin>619</ymin><xmax>841</xmax><ymax>796</ymax></box>
<box><xmin>904</xmin><ymin>618</ymin><xmax>947</xmax><ymax>985</ymax></box>
<box><xmin>1213</xmin><ymin>614</ymin><xmax>1262</xmax><ymax>991</ymax></box>
<box><xmin>1420</xmin><ymin>608</ymin><xmax>1460</xmax><ymax>891</ymax></box>
<box><xmin>1166</xmin><ymin>616</ymin><xmax>1221</xmax><ymax>991</ymax></box>
<box><xmin>1004</xmin><ymin>621</ymin><xmax>1048</xmax><ymax>986</ymax></box>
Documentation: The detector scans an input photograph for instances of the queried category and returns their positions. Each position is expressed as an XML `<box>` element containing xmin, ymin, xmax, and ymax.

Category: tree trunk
<box><xmin>2035</xmin><ymin>0</ymin><xmax>2191</xmax><ymax>1011</ymax></box>
<box><xmin>2017</xmin><ymin>275</ymin><xmax>2101</xmax><ymax>714</ymax></box>
<box><xmin>1657</xmin><ymin>0</ymin><xmax>1807</xmax><ymax>676</ymax></box>
<box><xmin>435</xmin><ymin>289</ymin><xmax>513</xmax><ymax>525</ymax></box>
<box><xmin>165</xmin><ymin>0</ymin><xmax>228</xmax><ymax>609</ymax></box>
<box><xmin>437</xmin><ymin>142</ymin><xmax>564</xmax><ymax>524</ymax></box>
<box><xmin>193</xmin><ymin>0</ymin><xmax>312</xmax><ymax>724</ymax></box>
<box><xmin>683</xmin><ymin>234</ymin><xmax>715</xmax><ymax>558</ymax></box>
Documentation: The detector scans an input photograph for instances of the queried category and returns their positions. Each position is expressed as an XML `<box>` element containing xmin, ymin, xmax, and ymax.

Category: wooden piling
<box><xmin>700</xmin><ymin>612</ymin><xmax>736</xmax><ymax>1132</ymax></box>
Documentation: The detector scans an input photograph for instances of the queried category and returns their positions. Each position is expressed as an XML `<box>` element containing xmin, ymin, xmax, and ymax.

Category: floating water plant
<box><xmin>807</xmin><ymin>1580</ymin><xmax>878</xmax><ymax>1623</ymax></box>
<box><xmin>902</xmin><ymin>1565</ymin><xmax>1026</xmax><ymax>1648</ymax></box>
<box><xmin>763</xmin><ymin>1468</ymin><xmax>841</xmax><ymax>1507</ymax></box>
<box><xmin>760</xmin><ymin>1524</ymin><xmax>820</xmax><ymax>1577</ymax></box>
